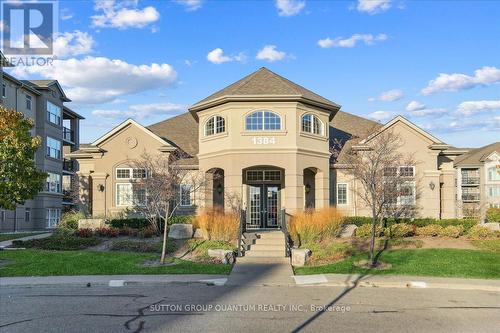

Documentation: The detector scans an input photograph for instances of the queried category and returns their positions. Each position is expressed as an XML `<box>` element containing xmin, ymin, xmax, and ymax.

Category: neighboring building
<box><xmin>0</xmin><ymin>69</ymin><xmax>83</xmax><ymax>231</ymax></box>
<box><xmin>454</xmin><ymin>142</ymin><xmax>500</xmax><ymax>220</ymax></box>
<box><xmin>68</xmin><ymin>67</ymin><xmax>498</xmax><ymax>227</ymax></box>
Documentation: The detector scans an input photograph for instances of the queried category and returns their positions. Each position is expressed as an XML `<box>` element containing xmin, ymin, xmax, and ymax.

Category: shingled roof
<box><xmin>454</xmin><ymin>142</ymin><xmax>500</xmax><ymax>166</ymax></box>
<box><xmin>189</xmin><ymin>67</ymin><xmax>340</xmax><ymax>116</ymax></box>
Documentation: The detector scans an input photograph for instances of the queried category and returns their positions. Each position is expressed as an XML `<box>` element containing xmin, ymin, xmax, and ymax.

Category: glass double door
<box><xmin>248</xmin><ymin>184</ymin><xmax>280</xmax><ymax>229</ymax></box>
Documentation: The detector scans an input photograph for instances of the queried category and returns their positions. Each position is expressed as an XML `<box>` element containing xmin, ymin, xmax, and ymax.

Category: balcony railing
<box><xmin>63</xmin><ymin>127</ymin><xmax>74</xmax><ymax>143</ymax></box>
<box><xmin>462</xmin><ymin>194</ymin><xmax>480</xmax><ymax>201</ymax></box>
<box><xmin>462</xmin><ymin>177</ymin><xmax>480</xmax><ymax>185</ymax></box>
<box><xmin>63</xmin><ymin>159</ymin><xmax>75</xmax><ymax>173</ymax></box>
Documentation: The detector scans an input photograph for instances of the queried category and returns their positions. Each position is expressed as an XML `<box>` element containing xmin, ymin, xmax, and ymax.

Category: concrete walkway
<box><xmin>293</xmin><ymin>273</ymin><xmax>500</xmax><ymax>292</ymax></box>
<box><xmin>227</xmin><ymin>256</ymin><xmax>294</xmax><ymax>286</ymax></box>
<box><xmin>0</xmin><ymin>232</ymin><xmax>52</xmax><ymax>248</ymax></box>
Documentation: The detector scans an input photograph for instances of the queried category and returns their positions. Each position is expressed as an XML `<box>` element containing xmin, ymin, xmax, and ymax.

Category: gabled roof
<box><xmin>0</xmin><ymin>51</ymin><xmax>13</xmax><ymax>67</ymax></box>
<box><xmin>2</xmin><ymin>72</ymin><xmax>41</xmax><ymax>96</ymax></box>
<box><xmin>454</xmin><ymin>142</ymin><xmax>500</xmax><ymax>166</ymax></box>
<box><xmin>92</xmin><ymin>118</ymin><xmax>174</xmax><ymax>148</ymax></box>
<box><xmin>21</xmin><ymin>79</ymin><xmax>71</xmax><ymax>102</ymax></box>
<box><xmin>189</xmin><ymin>67</ymin><xmax>341</xmax><ymax>118</ymax></box>
<box><xmin>360</xmin><ymin>115</ymin><xmax>446</xmax><ymax>146</ymax></box>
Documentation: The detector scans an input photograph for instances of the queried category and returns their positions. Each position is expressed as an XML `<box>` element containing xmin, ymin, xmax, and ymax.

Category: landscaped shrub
<box><xmin>59</xmin><ymin>211</ymin><xmax>86</xmax><ymax>230</ymax></box>
<box><xmin>169</xmin><ymin>215</ymin><xmax>194</xmax><ymax>224</ymax></box>
<box><xmin>342</xmin><ymin>216</ymin><xmax>373</xmax><ymax>226</ymax></box>
<box><xmin>119</xmin><ymin>226</ymin><xmax>139</xmax><ymax>237</ymax></box>
<box><xmin>355</xmin><ymin>223</ymin><xmax>384</xmax><ymax>238</ymax></box>
<box><xmin>12</xmin><ymin>234</ymin><xmax>100</xmax><ymax>250</ymax></box>
<box><xmin>385</xmin><ymin>223</ymin><xmax>415</xmax><ymax>238</ymax></box>
<box><xmin>486</xmin><ymin>207</ymin><xmax>500</xmax><ymax>223</ymax></box>
<box><xmin>342</xmin><ymin>216</ymin><xmax>478</xmax><ymax>231</ymax></box>
<box><xmin>289</xmin><ymin>208</ymin><xmax>344</xmax><ymax>245</ymax></box>
<box><xmin>137</xmin><ymin>225</ymin><xmax>156</xmax><ymax>238</ymax></box>
<box><xmin>108</xmin><ymin>218</ymin><xmax>150</xmax><ymax>229</ymax></box>
<box><xmin>95</xmin><ymin>227</ymin><xmax>119</xmax><ymax>238</ymax></box>
<box><xmin>76</xmin><ymin>228</ymin><xmax>94</xmax><ymax>238</ymax></box>
<box><xmin>415</xmin><ymin>224</ymin><xmax>443</xmax><ymax>237</ymax></box>
<box><xmin>440</xmin><ymin>225</ymin><xmax>464</xmax><ymax>238</ymax></box>
<box><xmin>193</xmin><ymin>209</ymin><xmax>238</xmax><ymax>241</ymax></box>
<box><xmin>468</xmin><ymin>225</ymin><xmax>500</xmax><ymax>239</ymax></box>
<box><xmin>110</xmin><ymin>240</ymin><xmax>176</xmax><ymax>253</ymax></box>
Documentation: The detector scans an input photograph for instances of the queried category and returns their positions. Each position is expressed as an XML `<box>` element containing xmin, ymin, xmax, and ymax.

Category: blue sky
<box><xmin>6</xmin><ymin>0</ymin><xmax>500</xmax><ymax>146</ymax></box>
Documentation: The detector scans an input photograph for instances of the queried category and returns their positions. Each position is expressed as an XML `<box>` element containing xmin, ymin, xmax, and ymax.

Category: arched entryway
<box><xmin>303</xmin><ymin>167</ymin><xmax>317</xmax><ymax>209</ymax></box>
<box><xmin>205</xmin><ymin>168</ymin><xmax>224</xmax><ymax>209</ymax></box>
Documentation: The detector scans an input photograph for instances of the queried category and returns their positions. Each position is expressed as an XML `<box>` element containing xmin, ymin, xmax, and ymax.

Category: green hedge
<box><xmin>108</xmin><ymin>215</ymin><xmax>194</xmax><ymax>230</ymax></box>
<box><xmin>12</xmin><ymin>235</ymin><xmax>100</xmax><ymax>250</ymax></box>
<box><xmin>343</xmin><ymin>216</ymin><xmax>477</xmax><ymax>231</ymax></box>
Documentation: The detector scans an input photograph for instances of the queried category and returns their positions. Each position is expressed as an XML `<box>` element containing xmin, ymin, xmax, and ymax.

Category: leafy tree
<box><xmin>0</xmin><ymin>106</ymin><xmax>47</xmax><ymax>210</ymax></box>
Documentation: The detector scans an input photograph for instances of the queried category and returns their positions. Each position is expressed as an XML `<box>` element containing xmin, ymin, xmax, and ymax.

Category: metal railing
<box><xmin>63</xmin><ymin>159</ymin><xmax>75</xmax><ymax>172</ymax></box>
<box><xmin>461</xmin><ymin>177</ymin><xmax>480</xmax><ymax>185</ymax></box>
<box><xmin>63</xmin><ymin>127</ymin><xmax>74</xmax><ymax>142</ymax></box>
<box><xmin>280</xmin><ymin>209</ymin><xmax>291</xmax><ymax>257</ymax></box>
<box><xmin>237</xmin><ymin>209</ymin><xmax>247</xmax><ymax>257</ymax></box>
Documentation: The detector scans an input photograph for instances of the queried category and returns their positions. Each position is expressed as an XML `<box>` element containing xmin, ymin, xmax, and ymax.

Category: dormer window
<box><xmin>245</xmin><ymin>111</ymin><xmax>281</xmax><ymax>131</ymax></box>
<box><xmin>301</xmin><ymin>114</ymin><xmax>323</xmax><ymax>135</ymax></box>
<box><xmin>205</xmin><ymin>115</ymin><xmax>225</xmax><ymax>136</ymax></box>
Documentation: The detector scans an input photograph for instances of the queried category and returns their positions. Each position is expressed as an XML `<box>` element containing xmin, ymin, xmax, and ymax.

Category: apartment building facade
<box><xmin>0</xmin><ymin>69</ymin><xmax>83</xmax><ymax>231</ymax></box>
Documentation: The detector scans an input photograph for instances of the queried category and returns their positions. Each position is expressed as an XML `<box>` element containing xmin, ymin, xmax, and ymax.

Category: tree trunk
<box><xmin>370</xmin><ymin>208</ymin><xmax>377</xmax><ymax>267</ymax></box>
<box><xmin>160</xmin><ymin>201</ymin><xmax>170</xmax><ymax>264</ymax></box>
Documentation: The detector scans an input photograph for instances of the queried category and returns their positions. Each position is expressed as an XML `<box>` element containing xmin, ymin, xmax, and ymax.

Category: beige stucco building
<box><xmin>69</xmin><ymin>68</ymin><xmax>500</xmax><ymax>228</ymax></box>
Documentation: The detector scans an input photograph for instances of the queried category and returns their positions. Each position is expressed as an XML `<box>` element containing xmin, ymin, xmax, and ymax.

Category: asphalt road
<box><xmin>1</xmin><ymin>283</ymin><xmax>499</xmax><ymax>333</ymax></box>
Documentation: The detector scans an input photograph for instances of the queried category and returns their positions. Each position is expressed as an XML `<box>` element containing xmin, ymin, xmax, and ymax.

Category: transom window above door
<box><xmin>301</xmin><ymin>114</ymin><xmax>323</xmax><ymax>135</ymax></box>
<box><xmin>205</xmin><ymin>115</ymin><xmax>225</xmax><ymax>136</ymax></box>
<box><xmin>245</xmin><ymin>111</ymin><xmax>281</xmax><ymax>131</ymax></box>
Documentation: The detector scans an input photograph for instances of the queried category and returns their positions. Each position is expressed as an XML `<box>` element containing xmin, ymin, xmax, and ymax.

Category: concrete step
<box><xmin>249</xmin><ymin>244</ymin><xmax>284</xmax><ymax>251</ymax></box>
<box><xmin>256</xmin><ymin>232</ymin><xmax>285</xmax><ymax>240</ymax></box>
<box><xmin>254</xmin><ymin>238</ymin><xmax>285</xmax><ymax>245</ymax></box>
<box><xmin>245</xmin><ymin>250</ymin><xmax>285</xmax><ymax>258</ymax></box>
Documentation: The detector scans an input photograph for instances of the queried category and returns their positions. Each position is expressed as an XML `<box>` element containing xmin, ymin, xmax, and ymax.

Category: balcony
<box><xmin>63</xmin><ymin>159</ymin><xmax>76</xmax><ymax>173</ymax></box>
<box><xmin>63</xmin><ymin>127</ymin><xmax>74</xmax><ymax>144</ymax></box>
<box><xmin>462</xmin><ymin>177</ymin><xmax>480</xmax><ymax>185</ymax></box>
<box><xmin>462</xmin><ymin>193</ymin><xmax>480</xmax><ymax>202</ymax></box>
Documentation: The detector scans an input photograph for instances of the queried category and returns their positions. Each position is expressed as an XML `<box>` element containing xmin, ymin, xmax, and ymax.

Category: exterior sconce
<box><xmin>98</xmin><ymin>184</ymin><xmax>105</xmax><ymax>192</ymax></box>
<box><xmin>216</xmin><ymin>183</ymin><xmax>223</xmax><ymax>194</ymax></box>
<box><xmin>305</xmin><ymin>184</ymin><xmax>311</xmax><ymax>194</ymax></box>
<box><xmin>429</xmin><ymin>181</ymin><xmax>435</xmax><ymax>191</ymax></box>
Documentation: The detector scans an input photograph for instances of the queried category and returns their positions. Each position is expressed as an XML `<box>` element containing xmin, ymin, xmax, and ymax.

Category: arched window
<box><xmin>245</xmin><ymin>111</ymin><xmax>281</xmax><ymax>131</ymax></box>
<box><xmin>301</xmin><ymin>114</ymin><xmax>323</xmax><ymax>135</ymax></box>
<box><xmin>204</xmin><ymin>116</ymin><xmax>225</xmax><ymax>136</ymax></box>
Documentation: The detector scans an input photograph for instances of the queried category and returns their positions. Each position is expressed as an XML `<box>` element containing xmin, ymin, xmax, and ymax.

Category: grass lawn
<box><xmin>0</xmin><ymin>233</ymin><xmax>46</xmax><ymax>242</ymax></box>
<box><xmin>0</xmin><ymin>250</ymin><xmax>232</xmax><ymax>277</ymax></box>
<box><xmin>294</xmin><ymin>248</ymin><xmax>500</xmax><ymax>279</ymax></box>
<box><xmin>471</xmin><ymin>239</ymin><xmax>500</xmax><ymax>253</ymax></box>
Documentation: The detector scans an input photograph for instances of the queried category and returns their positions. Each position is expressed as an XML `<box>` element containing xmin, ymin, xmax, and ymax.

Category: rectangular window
<box><xmin>246</xmin><ymin>170</ymin><xmax>264</xmax><ymax>182</ymax></box>
<box><xmin>46</xmin><ymin>101</ymin><xmax>62</xmax><ymax>126</ymax></box>
<box><xmin>264</xmin><ymin>170</ymin><xmax>281</xmax><ymax>181</ymax></box>
<box><xmin>489</xmin><ymin>186</ymin><xmax>500</xmax><ymax>198</ymax></box>
<box><xmin>337</xmin><ymin>183</ymin><xmax>348</xmax><ymax>205</ymax></box>
<box><xmin>399</xmin><ymin>181</ymin><xmax>416</xmax><ymax>205</ymax></box>
<box><xmin>46</xmin><ymin>137</ymin><xmax>61</xmax><ymax>159</ymax></box>
<box><xmin>46</xmin><ymin>208</ymin><xmax>61</xmax><ymax>228</ymax></box>
<box><xmin>0</xmin><ymin>210</ymin><xmax>5</xmax><ymax>222</ymax></box>
<box><xmin>26</xmin><ymin>95</ymin><xmax>32</xmax><ymax>110</ymax></box>
<box><xmin>116</xmin><ymin>168</ymin><xmax>147</xmax><ymax>179</ymax></box>
<box><xmin>132</xmin><ymin>168</ymin><xmax>147</xmax><ymax>179</ymax></box>
<box><xmin>488</xmin><ymin>167</ymin><xmax>500</xmax><ymax>181</ymax></box>
<box><xmin>46</xmin><ymin>172</ymin><xmax>61</xmax><ymax>193</ymax></box>
<box><xmin>180</xmin><ymin>184</ymin><xmax>193</xmax><ymax>206</ymax></box>
<box><xmin>384</xmin><ymin>167</ymin><xmax>398</xmax><ymax>177</ymax></box>
<box><xmin>25</xmin><ymin>208</ymin><xmax>31</xmax><ymax>222</ymax></box>
<box><xmin>116</xmin><ymin>184</ymin><xmax>145</xmax><ymax>206</ymax></box>
<box><xmin>399</xmin><ymin>166</ymin><xmax>415</xmax><ymax>177</ymax></box>
<box><xmin>2</xmin><ymin>83</ymin><xmax>6</xmax><ymax>98</ymax></box>
<box><xmin>116</xmin><ymin>168</ymin><xmax>131</xmax><ymax>179</ymax></box>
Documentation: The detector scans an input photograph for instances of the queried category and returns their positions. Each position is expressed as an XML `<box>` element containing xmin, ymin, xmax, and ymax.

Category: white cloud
<box><xmin>409</xmin><ymin>108</ymin><xmax>447</xmax><ymax>117</ymax></box>
<box><xmin>256</xmin><ymin>45</ymin><xmax>288</xmax><ymax>62</ymax></box>
<box><xmin>174</xmin><ymin>0</ymin><xmax>203</xmax><ymax>11</ymax></box>
<box><xmin>92</xmin><ymin>0</ymin><xmax>160</xmax><ymax>30</ymax></box>
<box><xmin>371</xmin><ymin>89</ymin><xmax>403</xmax><ymax>102</ymax></box>
<box><xmin>456</xmin><ymin>100</ymin><xmax>500</xmax><ymax>116</ymax></box>
<box><xmin>275</xmin><ymin>0</ymin><xmax>306</xmax><ymax>17</ymax></box>
<box><xmin>93</xmin><ymin>102</ymin><xmax>186</xmax><ymax>120</ymax></box>
<box><xmin>11</xmin><ymin>56</ymin><xmax>176</xmax><ymax>104</ymax></box>
<box><xmin>53</xmin><ymin>31</ymin><xmax>94</xmax><ymax>58</ymax></box>
<box><xmin>367</xmin><ymin>111</ymin><xmax>393</xmax><ymax>121</ymax></box>
<box><xmin>206</xmin><ymin>48</ymin><xmax>246</xmax><ymax>64</ymax></box>
<box><xmin>356</xmin><ymin>0</ymin><xmax>391</xmax><ymax>14</ymax></box>
<box><xmin>406</xmin><ymin>100</ymin><xmax>426</xmax><ymax>112</ymax></box>
<box><xmin>318</xmin><ymin>34</ymin><xmax>387</xmax><ymax>48</ymax></box>
<box><xmin>421</xmin><ymin>66</ymin><xmax>500</xmax><ymax>95</ymax></box>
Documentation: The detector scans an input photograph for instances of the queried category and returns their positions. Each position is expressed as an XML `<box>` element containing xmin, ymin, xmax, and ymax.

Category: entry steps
<box><xmin>241</xmin><ymin>230</ymin><xmax>286</xmax><ymax>258</ymax></box>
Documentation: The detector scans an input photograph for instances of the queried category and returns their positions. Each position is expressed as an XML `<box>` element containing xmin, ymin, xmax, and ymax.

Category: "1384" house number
<box><xmin>251</xmin><ymin>137</ymin><xmax>276</xmax><ymax>145</ymax></box>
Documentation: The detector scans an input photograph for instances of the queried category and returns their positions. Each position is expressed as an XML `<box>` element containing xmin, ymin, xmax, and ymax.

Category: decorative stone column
<box><xmin>76</xmin><ymin>171</ymin><xmax>91</xmax><ymax>215</ymax></box>
<box><xmin>90</xmin><ymin>172</ymin><xmax>108</xmax><ymax>217</ymax></box>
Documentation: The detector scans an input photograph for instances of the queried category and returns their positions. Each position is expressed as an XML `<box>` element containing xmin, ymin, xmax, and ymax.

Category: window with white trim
<box><xmin>180</xmin><ymin>184</ymin><xmax>193</xmax><ymax>206</ymax></box>
<box><xmin>46</xmin><ymin>172</ymin><xmax>61</xmax><ymax>193</ymax></box>
<box><xmin>399</xmin><ymin>181</ymin><xmax>416</xmax><ymax>205</ymax></box>
<box><xmin>337</xmin><ymin>183</ymin><xmax>348</xmax><ymax>205</ymax></box>
<box><xmin>2</xmin><ymin>84</ymin><xmax>6</xmax><ymax>98</ymax></box>
<box><xmin>26</xmin><ymin>95</ymin><xmax>32</xmax><ymax>110</ymax></box>
<box><xmin>488</xmin><ymin>167</ymin><xmax>500</xmax><ymax>181</ymax></box>
<box><xmin>488</xmin><ymin>186</ymin><xmax>500</xmax><ymax>198</ymax></box>
<box><xmin>204</xmin><ymin>115</ymin><xmax>225</xmax><ymax>136</ymax></box>
<box><xmin>46</xmin><ymin>101</ymin><xmax>61</xmax><ymax>126</ymax></box>
<box><xmin>116</xmin><ymin>168</ymin><xmax>147</xmax><ymax>179</ymax></box>
<box><xmin>301</xmin><ymin>114</ymin><xmax>323</xmax><ymax>135</ymax></box>
<box><xmin>46</xmin><ymin>208</ymin><xmax>61</xmax><ymax>228</ymax></box>
<box><xmin>25</xmin><ymin>208</ymin><xmax>31</xmax><ymax>222</ymax></box>
<box><xmin>399</xmin><ymin>166</ymin><xmax>415</xmax><ymax>177</ymax></box>
<box><xmin>46</xmin><ymin>136</ymin><xmax>61</xmax><ymax>159</ymax></box>
<box><xmin>116</xmin><ymin>183</ymin><xmax>146</xmax><ymax>206</ymax></box>
<box><xmin>245</xmin><ymin>111</ymin><xmax>281</xmax><ymax>131</ymax></box>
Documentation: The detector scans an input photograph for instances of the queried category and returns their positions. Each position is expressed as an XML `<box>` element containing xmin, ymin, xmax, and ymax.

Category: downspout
<box><xmin>14</xmin><ymin>85</ymin><xmax>19</xmax><ymax>232</ymax></box>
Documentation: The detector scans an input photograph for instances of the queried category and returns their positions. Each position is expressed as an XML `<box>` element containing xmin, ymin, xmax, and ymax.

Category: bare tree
<box><xmin>131</xmin><ymin>150</ymin><xmax>207</xmax><ymax>264</ymax></box>
<box><xmin>331</xmin><ymin>129</ymin><xmax>419</xmax><ymax>266</ymax></box>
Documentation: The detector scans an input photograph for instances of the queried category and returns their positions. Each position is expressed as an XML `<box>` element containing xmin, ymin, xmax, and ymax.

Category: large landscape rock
<box><xmin>339</xmin><ymin>224</ymin><xmax>358</xmax><ymax>238</ymax></box>
<box><xmin>483</xmin><ymin>222</ymin><xmax>500</xmax><ymax>231</ymax></box>
<box><xmin>208</xmin><ymin>249</ymin><xmax>235</xmax><ymax>264</ymax></box>
<box><xmin>291</xmin><ymin>248</ymin><xmax>311</xmax><ymax>267</ymax></box>
<box><xmin>78</xmin><ymin>219</ymin><xmax>105</xmax><ymax>230</ymax></box>
<box><xmin>193</xmin><ymin>228</ymin><xmax>208</xmax><ymax>239</ymax></box>
<box><xmin>168</xmin><ymin>224</ymin><xmax>193</xmax><ymax>239</ymax></box>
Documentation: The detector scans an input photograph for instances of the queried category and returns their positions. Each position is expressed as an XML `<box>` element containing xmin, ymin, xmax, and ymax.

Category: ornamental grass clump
<box><xmin>290</xmin><ymin>207</ymin><xmax>344</xmax><ymax>245</ymax></box>
<box><xmin>193</xmin><ymin>208</ymin><xmax>239</xmax><ymax>242</ymax></box>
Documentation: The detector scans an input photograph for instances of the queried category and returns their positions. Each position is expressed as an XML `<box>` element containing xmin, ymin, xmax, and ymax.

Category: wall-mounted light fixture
<box><xmin>98</xmin><ymin>184</ymin><xmax>105</xmax><ymax>192</ymax></box>
<box><xmin>429</xmin><ymin>181</ymin><xmax>435</xmax><ymax>191</ymax></box>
